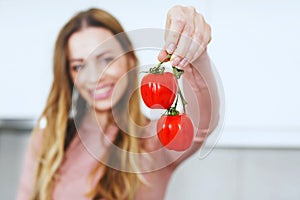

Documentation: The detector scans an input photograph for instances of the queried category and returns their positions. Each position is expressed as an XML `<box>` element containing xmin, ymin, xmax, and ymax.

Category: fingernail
<box><xmin>172</xmin><ymin>57</ymin><xmax>181</xmax><ymax>66</ymax></box>
<box><xmin>158</xmin><ymin>50</ymin><xmax>165</xmax><ymax>60</ymax></box>
<box><xmin>166</xmin><ymin>43</ymin><xmax>175</xmax><ymax>54</ymax></box>
<box><xmin>170</xmin><ymin>54</ymin><xmax>176</xmax><ymax>61</ymax></box>
<box><xmin>178</xmin><ymin>58</ymin><xmax>188</xmax><ymax>67</ymax></box>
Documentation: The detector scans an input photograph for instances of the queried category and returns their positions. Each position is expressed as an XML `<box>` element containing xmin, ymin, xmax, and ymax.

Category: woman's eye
<box><xmin>105</xmin><ymin>57</ymin><xmax>114</xmax><ymax>63</ymax></box>
<box><xmin>99</xmin><ymin>57</ymin><xmax>114</xmax><ymax>65</ymax></box>
<box><xmin>71</xmin><ymin>64</ymin><xmax>84</xmax><ymax>72</ymax></box>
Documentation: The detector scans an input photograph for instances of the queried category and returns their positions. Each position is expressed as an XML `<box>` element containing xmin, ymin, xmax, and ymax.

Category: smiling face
<box><xmin>67</xmin><ymin>27</ymin><xmax>131</xmax><ymax>112</ymax></box>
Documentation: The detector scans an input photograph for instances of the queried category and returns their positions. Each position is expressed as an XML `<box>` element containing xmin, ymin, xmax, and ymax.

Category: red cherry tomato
<box><xmin>140</xmin><ymin>72</ymin><xmax>178</xmax><ymax>109</ymax></box>
<box><xmin>157</xmin><ymin>114</ymin><xmax>194</xmax><ymax>151</ymax></box>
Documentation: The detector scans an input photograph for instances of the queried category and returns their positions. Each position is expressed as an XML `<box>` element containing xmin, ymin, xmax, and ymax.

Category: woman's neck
<box><xmin>85</xmin><ymin>109</ymin><xmax>112</xmax><ymax>131</ymax></box>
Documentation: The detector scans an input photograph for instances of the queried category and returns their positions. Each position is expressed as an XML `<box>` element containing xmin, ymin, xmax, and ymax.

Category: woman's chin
<box><xmin>92</xmin><ymin>102</ymin><xmax>113</xmax><ymax>112</ymax></box>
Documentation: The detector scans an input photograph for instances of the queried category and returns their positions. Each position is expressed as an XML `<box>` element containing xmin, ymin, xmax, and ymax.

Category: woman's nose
<box><xmin>79</xmin><ymin>62</ymin><xmax>104</xmax><ymax>84</ymax></box>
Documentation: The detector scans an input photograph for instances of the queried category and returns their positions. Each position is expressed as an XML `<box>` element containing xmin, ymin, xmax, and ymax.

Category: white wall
<box><xmin>1</xmin><ymin>0</ymin><xmax>299</xmax><ymax>127</ymax></box>
<box><xmin>208</xmin><ymin>0</ymin><xmax>300</xmax><ymax>128</ymax></box>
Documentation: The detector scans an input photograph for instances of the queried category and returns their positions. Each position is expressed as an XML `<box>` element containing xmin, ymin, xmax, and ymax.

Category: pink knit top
<box><xmin>16</xmin><ymin>119</ymin><xmax>186</xmax><ymax>200</ymax></box>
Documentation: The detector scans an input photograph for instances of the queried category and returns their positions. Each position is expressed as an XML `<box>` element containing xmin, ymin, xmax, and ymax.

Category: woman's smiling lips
<box><xmin>91</xmin><ymin>84</ymin><xmax>114</xmax><ymax>100</ymax></box>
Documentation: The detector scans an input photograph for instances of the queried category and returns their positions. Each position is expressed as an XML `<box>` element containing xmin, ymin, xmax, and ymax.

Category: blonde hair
<box><xmin>31</xmin><ymin>8</ymin><xmax>147</xmax><ymax>200</ymax></box>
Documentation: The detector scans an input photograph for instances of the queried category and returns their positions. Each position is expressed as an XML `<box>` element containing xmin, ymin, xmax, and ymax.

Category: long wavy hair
<box><xmin>30</xmin><ymin>8</ymin><xmax>147</xmax><ymax>200</ymax></box>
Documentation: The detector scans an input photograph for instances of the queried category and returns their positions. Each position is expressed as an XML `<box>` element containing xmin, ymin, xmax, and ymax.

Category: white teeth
<box><xmin>94</xmin><ymin>86</ymin><xmax>112</xmax><ymax>95</ymax></box>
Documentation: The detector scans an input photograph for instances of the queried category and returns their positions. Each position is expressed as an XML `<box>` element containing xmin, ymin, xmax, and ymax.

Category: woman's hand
<box><xmin>156</xmin><ymin>6</ymin><xmax>220</xmax><ymax>169</ymax></box>
<box><xmin>158</xmin><ymin>5</ymin><xmax>211</xmax><ymax>67</ymax></box>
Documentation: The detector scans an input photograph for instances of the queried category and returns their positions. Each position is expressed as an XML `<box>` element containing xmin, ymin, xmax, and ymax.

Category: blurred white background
<box><xmin>0</xmin><ymin>0</ymin><xmax>300</xmax><ymax>199</ymax></box>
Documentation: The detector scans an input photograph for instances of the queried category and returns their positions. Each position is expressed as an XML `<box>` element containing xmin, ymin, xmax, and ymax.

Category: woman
<box><xmin>17</xmin><ymin>5</ymin><xmax>220</xmax><ymax>200</ymax></box>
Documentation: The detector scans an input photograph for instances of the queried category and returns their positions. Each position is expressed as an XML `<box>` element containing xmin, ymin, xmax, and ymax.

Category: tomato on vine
<box><xmin>140</xmin><ymin>72</ymin><xmax>178</xmax><ymax>109</ymax></box>
<box><xmin>140</xmin><ymin>54</ymin><xmax>178</xmax><ymax>109</ymax></box>
<box><xmin>140</xmin><ymin>53</ymin><xmax>194</xmax><ymax>152</ymax></box>
<box><xmin>157</xmin><ymin>113</ymin><xmax>194</xmax><ymax>151</ymax></box>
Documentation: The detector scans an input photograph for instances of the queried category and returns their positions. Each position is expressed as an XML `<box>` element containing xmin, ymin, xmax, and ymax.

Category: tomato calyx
<box><xmin>140</xmin><ymin>54</ymin><xmax>172</xmax><ymax>75</ymax></box>
<box><xmin>148</xmin><ymin>66</ymin><xmax>165</xmax><ymax>74</ymax></box>
<box><xmin>164</xmin><ymin>97</ymin><xmax>180</xmax><ymax>116</ymax></box>
<box><xmin>166</xmin><ymin>107</ymin><xmax>180</xmax><ymax>116</ymax></box>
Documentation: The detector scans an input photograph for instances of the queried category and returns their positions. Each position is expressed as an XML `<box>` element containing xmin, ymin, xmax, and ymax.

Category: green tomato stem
<box><xmin>177</xmin><ymin>84</ymin><xmax>187</xmax><ymax>114</ymax></box>
<box><xmin>166</xmin><ymin>82</ymin><xmax>187</xmax><ymax>115</ymax></box>
<box><xmin>174</xmin><ymin>95</ymin><xmax>178</xmax><ymax>108</ymax></box>
<box><xmin>157</xmin><ymin>53</ymin><xmax>172</xmax><ymax>68</ymax></box>
<box><xmin>171</xmin><ymin>66</ymin><xmax>187</xmax><ymax>114</ymax></box>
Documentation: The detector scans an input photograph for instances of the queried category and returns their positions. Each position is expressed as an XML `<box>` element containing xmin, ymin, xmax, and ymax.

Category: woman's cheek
<box><xmin>69</xmin><ymin>70</ymin><xmax>77</xmax><ymax>83</ymax></box>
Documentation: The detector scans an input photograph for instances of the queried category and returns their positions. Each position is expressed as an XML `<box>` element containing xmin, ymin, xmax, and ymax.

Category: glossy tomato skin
<box><xmin>157</xmin><ymin>114</ymin><xmax>194</xmax><ymax>151</ymax></box>
<box><xmin>140</xmin><ymin>72</ymin><xmax>178</xmax><ymax>109</ymax></box>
